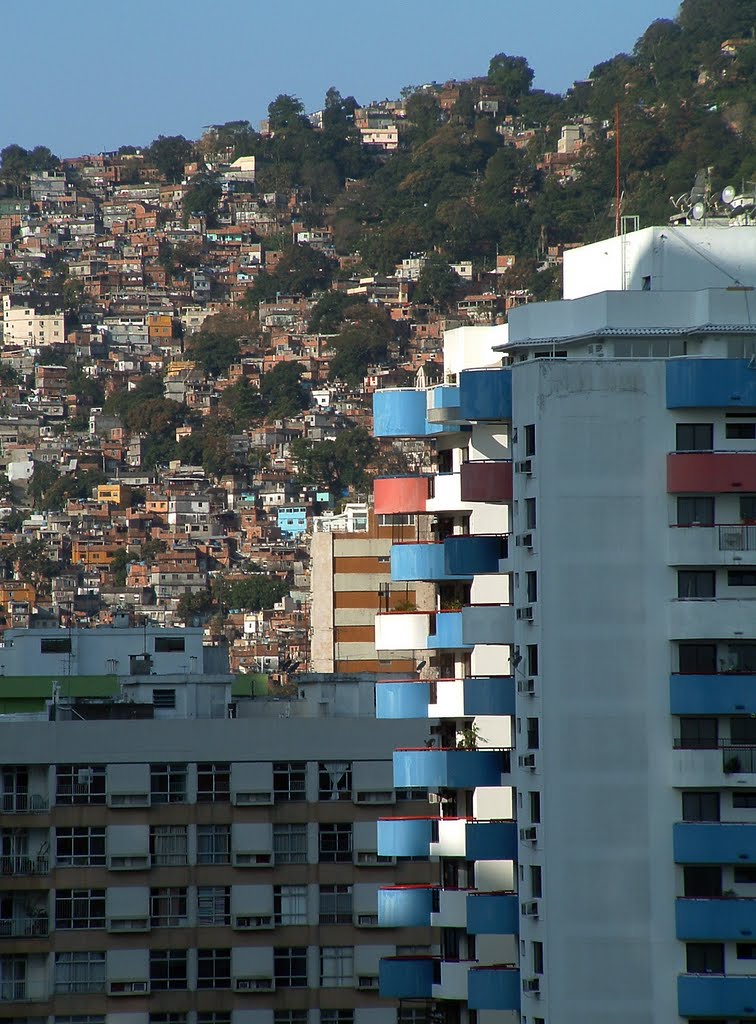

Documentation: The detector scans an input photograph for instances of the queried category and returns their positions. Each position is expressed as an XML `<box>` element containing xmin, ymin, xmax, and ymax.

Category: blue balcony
<box><xmin>391</xmin><ymin>543</ymin><xmax>469</xmax><ymax>582</ymax></box>
<box><xmin>463</xmin><ymin>676</ymin><xmax>516</xmax><ymax>716</ymax></box>
<box><xmin>380</xmin><ymin>957</ymin><xmax>439</xmax><ymax>999</ymax></box>
<box><xmin>394</xmin><ymin>748</ymin><xmax>509</xmax><ymax>789</ymax></box>
<box><xmin>462</xmin><ymin>604</ymin><xmax>514</xmax><ymax>646</ymax></box>
<box><xmin>674</xmin><ymin>822</ymin><xmax>756</xmax><ymax>864</ymax></box>
<box><xmin>444</xmin><ymin>535</ymin><xmax>506</xmax><ymax>576</ymax></box>
<box><xmin>467</xmin><ymin>893</ymin><xmax>519</xmax><ymax>934</ymax></box>
<box><xmin>676</xmin><ymin>897</ymin><xmax>756</xmax><ymax>940</ymax></box>
<box><xmin>670</xmin><ymin>674</ymin><xmax>756</xmax><ymax>715</ymax></box>
<box><xmin>375</xmin><ymin>682</ymin><xmax>430</xmax><ymax>720</ymax></box>
<box><xmin>428</xmin><ymin>385</ymin><xmax>461</xmax><ymax>424</ymax></box>
<box><xmin>377</xmin><ymin>817</ymin><xmax>436</xmax><ymax>858</ymax></box>
<box><xmin>373</xmin><ymin>389</ymin><xmax>441</xmax><ymax>438</ymax></box>
<box><xmin>378</xmin><ymin>886</ymin><xmax>436</xmax><ymax>927</ymax></box>
<box><xmin>667</xmin><ymin>359</ymin><xmax>756</xmax><ymax>409</ymax></box>
<box><xmin>428</xmin><ymin>612</ymin><xmax>472</xmax><ymax>651</ymax></box>
<box><xmin>466</xmin><ymin>821</ymin><xmax>518</xmax><ymax>861</ymax></box>
<box><xmin>678</xmin><ymin>974</ymin><xmax>756</xmax><ymax>1018</ymax></box>
<box><xmin>459</xmin><ymin>368</ymin><xmax>512</xmax><ymax>421</ymax></box>
<box><xmin>467</xmin><ymin>966</ymin><xmax>520</xmax><ymax>1011</ymax></box>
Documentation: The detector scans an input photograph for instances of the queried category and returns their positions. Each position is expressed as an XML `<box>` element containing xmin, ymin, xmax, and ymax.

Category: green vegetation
<box><xmin>214</xmin><ymin>575</ymin><xmax>290</xmax><ymax>612</ymax></box>
<box><xmin>292</xmin><ymin>426</ymin><xmax>376</xmax><ymax>494</ymax></box>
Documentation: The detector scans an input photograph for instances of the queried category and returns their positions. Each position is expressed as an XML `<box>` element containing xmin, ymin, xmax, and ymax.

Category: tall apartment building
<box><xmin>369</xmin><ymin>219</ymin><xmax>756</xmax><ymax>1024</ymax></box>
<box><xmin>0</xmin><ymin>623</ymin><xmax>435</xmax><ymax>1024</ymax></box>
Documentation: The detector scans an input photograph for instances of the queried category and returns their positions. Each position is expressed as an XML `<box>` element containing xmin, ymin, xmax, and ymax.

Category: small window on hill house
<box><xmin>155</xmin><ymin>636</ymin><xmax>185</xmax><ymax>653</ymax></box>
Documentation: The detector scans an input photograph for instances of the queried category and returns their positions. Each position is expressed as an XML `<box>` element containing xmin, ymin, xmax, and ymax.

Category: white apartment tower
<box><xmin>371</xmin><ymin>217</ymin><xmax>756</xmax><ymax>1024</ymax></box>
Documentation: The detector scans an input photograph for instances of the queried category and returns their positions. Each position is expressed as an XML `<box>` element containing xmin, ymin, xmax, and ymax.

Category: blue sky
<box><xmin>4</xmin><ymin>0</ymin><xmax>681</xmax><ymax>156</ymax></box>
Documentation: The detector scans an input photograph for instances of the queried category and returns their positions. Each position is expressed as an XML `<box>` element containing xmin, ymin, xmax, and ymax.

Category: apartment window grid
<box><xmin>55</xmin><ymin>764</ymin><xmax>106</xmax><ymax>805</ymax></box>
<box><xmin>55</xmin><ymin>827</ymin><xmax>105</xmax><ymax>867</ymax></box>
<box><xmin>197</xmin><ymin>824</ymin><xmax>230</xmax><ymax>865</ymax></box>
<box><xmin>275</xmin><ymin>1013</ymin><xmax>308</xmax><ymax>1024</ymax></box>
<box><xmin>677</xmin><ymin>495</ymin><xmax>715</xmax><ymax>526</ymax></box>
<box><xmin>321</xmin><ymin>1012</ymin><xmax>354</xmax><ymax>1024</ymax></box>
<box><xmin>55</xmin><ymin>1017</ymin><xmax>106</xmax><ymax>1024</ymax></box>
<box><xmin>197</xmin><ymin>1016</ymin><xmax>231</xmax><ymax>1024</ymax></box>
<box><xmin>197</xmin><ymin>887</ymin><xmax>230</xmax><ymax>926</ymax></box>
<box><xmin>150</xmin><ymin>825</ymin><xmax>188</xmax><ymax>866</ymax></box>
<box><xmin>273</xmin><ymin>824</ymin><xmax>307</xmax><ymax>864</ymax></box>
<box><xmin>274</xmin><ymin>884</ymin><xmax>307</xmax><ymax>925</ymax></box>
<box><xmin>319</xmin><ymin>884</ymin><xmax>352</xmax><ymax>923</ymax></box>
<box><xmin>398</xmin><ymin>1011</ymin><xmax>427</xmax><ymax>1024</ymax></box>
<box><xmin>319</xmin><ymin>823</ymin><xmax>352</xmax><ymax>863</ymax></box>
<box><xmin>678</xmin><ymin>570</ymin><xmax>716</xmax><ymax>599</ymax></box>
<box><xmin>150</xmin><ymin>887</ymin><xmax>188</xmax><ymax>927</ymax></box>
<box><xmin>150</xmin><ymin>763</ymin><xmax>187</xmax><ymax>803</ymax></box>
<box><xmin>320</xmin><ymin>947</ymin><xmax>354</xmax><ymax>987</ymax></box>
<box><xmin>676</xmin><ymin>422</ymin><xmax>713</xmax><ymax>452</ymax></box>
<box><xmin>54</xmin><ymin>952</ymin><xmax>106</xmax><ymax>993</ymax></box>
<box><xmin>274</xmin><ymin>946</ymin><xmax>308</xmax><ymax>988</ymax></box>
<box><xmin>197</xmin><ymin>762</ymin><xmax>230</xmax><ymax>802</ymax></box>
<box><xmin>150</xmin><ymin>949</ymin><xmax>188</xmax><ymax>991</ymax></box>
<box><xmin>318</xmin><ymin>761</ymin><xmax>352</xmax><ymax>800</ymax></box>
<box><xmin>150</xmin><ymin>1016</ymin><xmax>187</xmax><ymax>1024</ymax></box>
<box><xmin>197</xmin><ymin>948</ymin><xmax>231</xmax><ymax>989</ymax></box>
<box><xmin>55</xmin><ymin>889</ymin><xmax>106</xmax><ymax>929</ymax></box>
<box><xmin>273</xmin><ymin>761</ymin><xmax>306</xmax><ymax>801</ymax></box>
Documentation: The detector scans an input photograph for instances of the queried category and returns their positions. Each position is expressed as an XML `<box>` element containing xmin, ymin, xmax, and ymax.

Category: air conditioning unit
<box><xmin>519</xmin><ymin>826</ymin><xmax>538</xmax><ymax>842</ymax></box>
<box><xmin>234</xmin><ymin>977</ymin><xmax>274</xmax><ymax>992</ymax></box>
<box><xmin>109</xmin><ymin>980</ymin><xmax>150</xmax><ymax>995</ymax></box>
<box><xmin>519</xmin><ymin>753</ymin><xmax>536</xmax><ymax>769</ymax></box>
<box><xmin>522</xmin><ymin>978</ymin><xmax>541</xmax><ymax>994</ymax></box>
<box><xmin>521</xmin><ymin>901</ymin><xmax>539</xmax><ymax>918</ymax></box>
<box><xmin>516</xmin><ymin>532</ymin><xmax>533</xmax><ymax>549</ymax></box>
<box><xmin>357</xmin><ymin>913</ymin><xmax>378</xmax><ymax>927</ymax></box>
<box><xmin>517</xmin><ymin>677</ymin><xmax>536</xmax><ymax>695</ymax></box>
<box><xmin>516</xmin><ymin>606</ymin><xmax>534</xmax><ymax>622</ymax></box>
<box><xmin>107</xmin><ymin>917</ymin><xmax>150</xmax><ymax>932</ymax></box>
<box><xmin>515</xmin><ymin>459</ymin><xmax>532</xmax><ymax>475</ymax></box>
<box><xmin>358</xmin><ymin>976</ymin><xmax>380</xmax><ymax>990</ymax></box>
<box><xmin>233</xmin><ymin>852</ymin><xmax>272</xmax><ymax>867</ymax></box>
<box><xmin>234</xmin><ymin>915</ymin><xmax>273</xmax><ymax>930</ymax></box>
<box><xmin>234</xmin><ymin>791</ymin><xmax>273</xmax><ymax>805</ymax></box>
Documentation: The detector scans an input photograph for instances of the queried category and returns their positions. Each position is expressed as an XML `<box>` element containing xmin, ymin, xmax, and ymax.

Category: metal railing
<box><xmin>0</xmin><ymin>856</ymin><xmax>49</xmax><ymax>876</ymax></box>
<box><xmin>0</xmin><ymin>979</ymin><xmax>49</xmax><ymax>1001</ymax></box>
<box><xmin>0</xmin><ymin>915</ymin><xmax>49</xmax><ymax>937</ymax></box>
<box><xmin>720</xmin><ymin>525</ymin><xmax>756</xmax><ymax>551</ymax></box>
<box><xmin>0</xmin><ymin>793</ymin><xmax>48</xmax><ymax>813</ymax></box>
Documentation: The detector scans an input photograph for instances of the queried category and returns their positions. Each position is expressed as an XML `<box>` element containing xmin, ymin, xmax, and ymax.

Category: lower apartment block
<box><xmin>0</xmin><ymin>664</ymin><xmax>436</xmax><ymax>1024</ymax></box>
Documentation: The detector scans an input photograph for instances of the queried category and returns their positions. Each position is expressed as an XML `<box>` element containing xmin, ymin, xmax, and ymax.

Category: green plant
<box><xmin>724</xmin><ymin>756</ymin><xmax>742</xmax><ymax>774</ymax></box>
<box><xmin>457</xmin><ymin>723</ymin><xmax>484</xmax><ymax>750</ymax></box>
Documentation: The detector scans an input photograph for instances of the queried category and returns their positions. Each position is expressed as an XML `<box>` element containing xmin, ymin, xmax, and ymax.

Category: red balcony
<box><xmin>460</xmin><ymin>461</ymin><xmax>513</xmax><ymax>502</ymax></box>
<box><xmin>667</xmin><ymin>453</ymin><xmax>756</xmax><ymax>494</ymax></box>
<box><xmin>374</xmin><ymin>476</ymin><xmax>430</xmax><ymax>515</ymax></box>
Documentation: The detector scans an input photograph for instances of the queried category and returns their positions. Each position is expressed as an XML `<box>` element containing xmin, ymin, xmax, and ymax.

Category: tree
<box><xmin>328</xmin><ymin>305</ymin><xmax>393</xmax><ymax>386</ymax></box>
<box><xmin>177</xmin><ymin>588</ymin><xmax>215</xmax><ymax>623</ymax></box>
<box><xmin>260</xmin><ymin>361</ymin><xmax>309</xmax><ymax>419</ymax></box>
<box><xmin>487</xmin><ymin>53</ymin><xmax>534</xmax><ymax>107</ymax></box>
<box><xmin>214</xmin><ymin>575</ymin><xmax>289</xmax><ymax>611</ymax></box>
<box><xmin>110</xmin><ymin>547</ymin><xmax>136</xmax><ymax>586</ymax></box>
<box><xmin>146</xmin><ymin>135</ymin><xmax>194</xmax><ymax>182</ymax></box>
<box><xmin>29</xmin><ymin>462</ymin><xmax>59</xmax><ymax>509</ymax></box>
<box><xmin>414</xmin><ymin>254</ymin><xmax>462</xmax><ymax>308</ymax></box>
<box><xmin>220</xmin><ymin>378</ymin><xmax>266</xmax><ymax>428</ymax></box>
<box><xmin>183</xmin><ymin>171</ymin><xmax>222</xmax><ymax>225</ymax></box>
<box><xmin>292</xmin><ymin>426</ymin><xmax>377</xmax><ymax>495</ymax></box>
<box><xmin>267</xmin><ymin>95</ymin><xmax>309</xmax><ymax>134</ymax></box>
<box><xmin>405</xmin><ymin>91</ymin><xmax>443</xmax><ymax>141</ymax></box>
<box><xmin>186</xmin><ymin>329</ymin><xmax>241</xmax><ymax>378</ymax></box>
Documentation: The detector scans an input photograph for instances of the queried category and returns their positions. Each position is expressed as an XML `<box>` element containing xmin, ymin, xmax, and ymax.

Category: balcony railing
<box><xmin>0</xmin><ymin>856</ymin><xmax>49</xmax><ymax>876</ymax></box>
<box><xmin>674</xmin><ymin>738</ymin><xmax>756</xmax><ymax>773</ymax></box>
<box><xmin>0</xmin><ymin>914</ymin><xmax>49</xmax><ymax>937</ymax></box>
<box><xmin>0</xmin><ymin>793</ymin><xmax>48</xmax><ymax>813</ymax></box>
<box><xmin>719</xmin><ymin>524</ymin><xmax>756</xmax><ymax>551</ymax></box>
<box><xmin>0</xmin><ymin>979</ymin><xmax>49</xmax><ymax>1001</ymax></box>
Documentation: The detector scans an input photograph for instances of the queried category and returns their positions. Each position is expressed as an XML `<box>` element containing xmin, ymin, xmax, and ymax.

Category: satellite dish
<box><xmin>691</xmin><ymin>202</ymin><xmax>705</xmax><ymax>221</ymax></box>
<box><xmin>722</xmin><ymin>185</ymin><xmax>737</xmax><ymax>204</ymax></box>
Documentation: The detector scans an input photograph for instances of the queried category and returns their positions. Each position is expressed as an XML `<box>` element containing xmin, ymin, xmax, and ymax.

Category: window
<box><xmin>197</xmin><ymin>824</ymin><xmax>230</xmax><ymax>865</ymax></box>
<box><xmin>150</xmin><ymin>763</ymin><xmax>187</xmax><ymax>803</ymax></box>
<box><xmin>398</xmin><ymin>1011</ymin><xmax>428</xmax><ymax>1024</ymax></box>
<box><xmin>152</xmin><ymin>689</ymin><xmax>176</xmax><ymax>709</ymax></box>
<box><xmin>197</xmin><ymin>1016</ymin><xmax>230</xmax><ymax>1024</ymax></box>
<box><xmin>320</xmin><ymin>884</ymin><xmax>352</xmax><ymax>924</ymax></box>
<box><xmin>274</xmin><ymin>947</ymin><xmax>308</xmax><ymax>988</ymax></box>
<box><xmin>56</xmin><ymin>1017</ymin><xmax>106</xmax><ymax>1024</ymax></box>
<box><xmin>150</xmin><ymin>950</ymin><xmax>187</xmax><ymax>991</ymax></box>
<box><xmin>728</xmin><ymin>643</ymin><xmax>756</xmax><ymax>673</ymax></box>
<box><xmin>684</xmin><ymin>866</ymin><xmax>722</xmax><ymax>898</ymax></box>
<box><xmin>526</xmin><ymin>571</ymin><xmax>538</xmax><ymax>603</ymax></box>
<box><xmin>150</xmin><ymin>888</ymin><xmax>187</xmax><ymax>927</ymax></box>
<box><xmin>679</xmin><ymin>643</ymin><xmax>717</xmax><ymax>674</ymax></box>
<box><xmin>731</xmin><ymin>716</ymin><xmax>756</xmax><ymax>745</ymax></box>
<box><xmin>276</xmin><ymin>1014</ymin><xmax>308</xmax><ymax>1024</ymax></box>
<box><xmin>524</xmin><ymin>424</ymin><xmax>536</xmax><ymax>457</ymax></box>
<box><xmin>54</xmin><ymin>952</ymin><xmax>106</xmax><ymax>993</ymax></box>
<box><xmin>678</xmin><ymin>571</ymin><xmax>716</xmax><ymax>599</ymax></box>
<box><xmin>741</xmin><ymin>496</ymin><xmax>756</xmax><ymax>522</ymax></box>
<box><xmin>318</xmin><ymin>762</ymin><xmax>352</xmax><ymax>801</ymax></box>
<box><xmin>273</xmin><ymin>824</ymin><xmax>308</xmax><ymax>864</ymax></box>
<box><xmin>41</xmin><ymin>637</ymin><xmax>72</xmax><ymax>654</ymax></box>
<box><xmin>526</xmin><ymin>644</ymin><xmax>538</xmax><ymax>676</ymax></box>
<box><xmin>677</xmin><ymin>496</ymin><xmax>715</xmax><ymax>527</ymax></box>
<box><xmin>676</xmin><ymin>423</ymin><xmax>713</xmax><ymax>452</ymax></box>
<box><xmin>396</xmin><ymin>787</ymin><xmax>427</xmax><ymax>801</ymax></box>
<box><xmin>55</xmin><ymin>765</ymin><xmax>105</xmax><ymax>805</ymax></box>
<box><xmin>274</xmin><ymin>885</ymin><xmax>307</xmax><ymax>925</ymax></box>
<box><xmin>150</xmin><ymin>1016</ymin><xmax>188</xmax><ymax>1024</ymax></box>
<box><xmin>55</xmin><ymin>889</ymin><xmax>106</xmax><ymax>929</ymax></box>
<box><xmin>679</xmin><ymin>718</ymin><xmax>718</xmax><ymax>750</ymax></box>
<box><xmin>319</xmin><ymin>824</ymin><xmax>352</xmax><ymax>863</ymax></box>
<box><xmin>525</xmin><ymin>498</ymin><xmax>536</xmax><ymax>530</ymax></box>
<box><xmin>733</xmin><ymin>792</ymin><xmax>756</xmax><ymax>808</ymax></box>
<box><xmin>728</xmin><ymin>570</ymin><xmax>756</xmax><ymax>587</ymax></box>
<box><xmin>735</xmin><ymin>865</ymin><xmax>756</xmax><ymax>883</ymax></box>
<box><xmin>532</xmin><ymin>941</ymin><xmax>544</xmax><ymax>975</ymax></box>
<box><xmin>154</xmin><ymin>636</ymin><xmax>185</xmax><ymax>652</ymax></box>
<box><xmin>197</xmin><ymin>887</ymin><xmax>230</xmax><ymax>926</ymax></box>
<box><xmin>526</xmin><ymin>718</ymin><xmax>540</xmax><ymax>750</ymax></box>
<box><xmin>197</xmin><ymin>762</ymin><xmax>230</xmax><ymax>802</ymax></box>
<box><xmin>273</xmin><ymin>761</ymin><xmax>306</xmax><ymax>801</ymax></box>
<box><xmin>377</xmin><ymin>514</ymin><xmax>416</xmax><ymax>527</ymax></box>
<box><xmin>320</xmin><ymin>947</ymin><xmax>353</xmax><ymax>988</ymax></box>
<box><xmin>727</xmin><ymin>422</ymin><xmax>756</xmax><ymax>439</ymax></box>
<box><xmin>682</xmin><ymin>791</ymin><xmax>720</xmax><ymax>822</ymax></box>
<box><xmin>529</xmin><ymin>792</ymin><xmax>541</xmax><ymax>824</ymax></box>
<box><xmin>149</xmin><ymin>825</ymin><xmax>187</xmax><ymax>866</ymax></box>
<box><xmin>530</xmin><ymin>865</ymin><xmax>542</xmax><ymax>899</ymax></box>
<box><xmin>321</xmin><ymin>1013</ymin><xmax>353</xmax><ymax>1024</ymax></box>
<box><xmin>686</xmin><ymin>942</ymin><xmax>724</xmax><ymax>974</ymax></box>
<box><xmin>196</xmin><ymin>948</ymin><xmax>230</xmax><ymax>989</ymax></box>
<box><xmin>56</xmin><ymin>828</ymin><xmax>105</xmax><ymax>867</ymax></box>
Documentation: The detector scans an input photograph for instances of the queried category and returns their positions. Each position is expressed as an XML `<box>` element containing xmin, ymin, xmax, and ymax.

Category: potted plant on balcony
<box><xmin>724</xmin><ymin>755</ymin><xmax>742</xmax><ymax>774</ymax></box>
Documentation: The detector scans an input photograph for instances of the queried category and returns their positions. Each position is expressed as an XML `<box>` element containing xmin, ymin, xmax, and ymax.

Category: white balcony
<box><xmin>431</xmin><ymin>888</ymin><xmax>468</xmax><ymax>929</ymax></box>
<box><xmin>427</xmin><ymin>473</ymin><xmax>478</xmax><ymax>515</ymax></box>
<box><xmin>430</xmin><ymin>818</ymin><xmax>467</xmax><ymax>858</ymax></box>
<box><xmin>375</xmin><ymin>612</ymin><xmax>430</xmax><ymax>652</ymax></box>
<box><xmin>668</xmin><ymin>525</ymin><xmax>756</xmax><ymax>566</ymax></box>
<box><xmin>669</xmin><ymin>599</ymin><xmax>756</xmax><ymax>639</ymax></box>
<box><xmin>432</xmin><ymin>960</ymin><xmax>471</xmax><ymax>1001</ymax></box>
